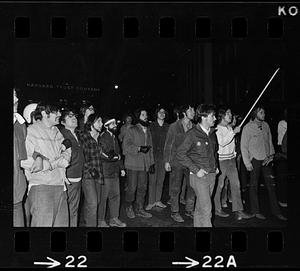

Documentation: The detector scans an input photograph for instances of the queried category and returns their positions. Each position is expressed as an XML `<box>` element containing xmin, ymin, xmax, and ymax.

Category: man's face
<box><xmin>139</xmin><ymin>110</ymin><xmax>148</xmax><ymax>122</ymax></box>
<box><xmin>93</xmin><ymin>117</ymin><xmax>103</xmax><ymax>132</ymax></box>
<box><xmin>47</xmin><ymin>110</ymin><xmax>61</xmax><ymax>126</ymax></box>
<box><xmin>86</xmin><ymin>105</ymin><xmax>95</xmax><ymax>117</ymax></box>
<box><xmin>108</xmin><ymin>120</ymin><xmax>117</xmax><ymax>132</ymax></box>
<box><xmin>13</xmin><ymin>89</ymin><xmax>18</xmax><ymax>113</ymax></box>
<box><xmin>185</xmin><ymin>106</ymin><xmax>195</xmax><ymax>120</ymax></box>
<box><xmin>63</xmin><ymin>112</ymin><xmax>78</xmax><ymax>129</ymax></box>
<box><xmin>126</xmin><ymin>116</ymin><xmax>132</xmax><ymax>124</ymax></box>
<box><xmin>256</xmin><ymin>109</ymin><xmax>265</xmax><ymax>121</ymax></box>
<box><xmin>157</xmin><ymin>109</ymin><xmax>166</xmax><ymax>120</ymax></box>
<box><xmin>224</xmin><ymin>109</ymin><xmax>232</xmax><ymax>124</ymax></box>
<box><xmin>205</xmin><ymin>112</ymin><xmax>216</xmax><ymax>128</ymax></box>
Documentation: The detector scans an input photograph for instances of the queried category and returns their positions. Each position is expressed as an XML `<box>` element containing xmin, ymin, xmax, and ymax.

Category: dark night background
<box><xmin>5</xmin><ymin>3</ymin><xmax>293</xmax><ymax>125</ymax></box>
<box><xmin>0</xmin><ymin>2</ymin><xmax>299</xmax><ymax>268</ymax></box>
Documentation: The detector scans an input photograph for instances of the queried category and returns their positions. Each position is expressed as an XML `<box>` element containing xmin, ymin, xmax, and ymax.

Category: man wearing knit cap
<box><xmin>99</xmin><ymin>117</ymin><xmax>126</xmax><ymax>227</ymax></box>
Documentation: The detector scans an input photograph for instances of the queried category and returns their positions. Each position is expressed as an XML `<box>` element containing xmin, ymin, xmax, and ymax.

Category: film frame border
<box><xmin>3</xmin><ymin>1</ymin><xmax>299</xmax><ymax>268</ymax></box>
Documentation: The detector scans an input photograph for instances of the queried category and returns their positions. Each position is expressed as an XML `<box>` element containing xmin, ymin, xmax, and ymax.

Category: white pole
<box><xmin>239</xmin><ymin>67</ymin><xmax>280</xmax><ymax>128</ymax></box>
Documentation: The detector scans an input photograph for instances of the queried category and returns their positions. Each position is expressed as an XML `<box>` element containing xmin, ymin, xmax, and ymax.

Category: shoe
<box><xmin>145</xmin><ymin>203</ymin><xmax>155</xmax><ymax>211</ymax></box>
<box><xmin>185</xmin><ymin>211</ymin><xmax>194</xmax><ymax>218</ymax></box>
<box><xmin>109</xmin><ymin>218</ymin><xmax>127</xmax><ymax>227</ymax></box>
<box><xmin>275</xmin><ymin>214</ymin><xmax>287</xmax><ymax>221</ymax></box>
<box><xmin>98</xmin><ymin>221</ymin><xmax>110</xmax><ymax>227</ymax></box>
<box><xmin>234</xmin><ymin>211</ymin><xmax>254</xmax><ymax>221</ymax></box>
<box><xmin>254</xmin><ymin>213</ymin><xmax>266</xmax><ymax>220</ymax></box>
<box><xmin>278</xmin><ymin>202</ymin><xmax>287</xmax><ymax>207</ymax></box>
<box><xmin>215</xmin><ymin>210</ymin><xmax>229</xmax><ymax>217</ymax></box>
<box><xmin>126</xmin><ymin>206</ymin><xmax>135</xmax><ymax>219</ymax></box>
<box><xmin>171</xmin><ymin>212</ymin><xmax>184</xmax><ymax>222</ymax></box>
<box><xmin>136</xmin><ymin>209</ymin><xmax>152</xmax><ymax>218</ymax></box>
<box><xmin>228</xmin><ymin>198</ymin><xmax>232</xmax><ymax>203</ymax></box>
<box><xmin>155</xmin><ymin>201</ymin><xmax>167</xmax><ymax>208</ymax></box>
<box><xmin>167</xmin><ymin>199</ymin><xmax>171</xmax><ymax>205</ymax></box>
<box><xmin>180</xmin><ymin>198</ymin><xmax>186</xmax><ymax>205</ymax></box>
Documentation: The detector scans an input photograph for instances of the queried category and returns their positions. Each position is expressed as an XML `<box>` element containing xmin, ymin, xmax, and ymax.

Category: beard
<box><xmin>108</xmin><ymin>127</ymin><xmax>117</xmax><ymax>134</ymax></box>
<box><xmin>138</xmin><ymin>119</ymin><xmax>149</xmax><ymax>127</ymax></box>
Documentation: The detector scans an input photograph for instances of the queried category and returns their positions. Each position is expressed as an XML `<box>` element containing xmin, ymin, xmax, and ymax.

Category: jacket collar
<box><xmin>195</xmin><ymin>124</ymin><xmax>216</xmax><ymax>136</ymax></box>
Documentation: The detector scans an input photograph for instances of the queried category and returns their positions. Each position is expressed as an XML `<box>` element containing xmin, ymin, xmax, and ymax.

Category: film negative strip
<box><xmin>2</xmin><ymin>1</ymin><xmax>300</xmax><ymax>268</ymax></box>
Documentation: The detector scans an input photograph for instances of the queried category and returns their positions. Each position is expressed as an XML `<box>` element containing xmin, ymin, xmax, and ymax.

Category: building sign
<box><xmin>25</xmin><ymin>82</ymin><xmax>100</xmax><ymax>92</ymax></box>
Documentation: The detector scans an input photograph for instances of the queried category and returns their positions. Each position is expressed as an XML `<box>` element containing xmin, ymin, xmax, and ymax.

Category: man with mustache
<box><xmin>123</xmin><ymin>108</ymin><xmax>155</xmax><ymax>219</ymax></box>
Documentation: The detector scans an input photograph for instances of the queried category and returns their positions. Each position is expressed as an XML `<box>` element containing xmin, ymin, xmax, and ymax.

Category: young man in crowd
<box><xmin>146</xmin><ymin>107</ymin><xmax>169</xmax><ymax>210</ymax></box>
<box><xmin>123</xmin><ymin>108</ymin><xmax>155</xmax><ymax>219</ymax></box>
<box><xmin>241</xmin><ymin>105</ymin><xmax>286</xmax><ymax>221</ymax></box>
<box><xmin>98</xmin><ymin>117</ymin><xmax>126</xmax><ymax>227</ymax></box>
<box><xmin>164</xmin><ymin>105</ymin><xmax>196</xmax><ymax>223</ymax></box>
<box><xmin>177</xmin><ymin>104</ymin><xmax>219</xmax><ymax>227</ymax></box>
<box><xmin>213</xmin><ymin>107</ymin><xmax>253</xmax><ymax>220</ymax></box>
<box><xmin>77</xmin><ymin>103</ymin><xmax>95</xmax><ymax>132</ymax></box>
<box><xmin>20</xmin><ymin>102</ymin><xmax>71</xmax><ymax>227</ymax></box>
<box><xmin>118</xmin><ymin>113</ymin><xmax>133</xmax><ymax>144</ymax></box>
<box><xmin>79</xmin><ymin>113</ymin><xmax>105</xmax><ymax>227</ymax></box>
<box><xmin>13</xmin><ymin>88</ymin><xmax>28</xmax><ymax>227</ymax></box>
<box><xmin>58</xmin><ymin>109</ymin><xmax>84</xmax><ymax>227</ymax></box>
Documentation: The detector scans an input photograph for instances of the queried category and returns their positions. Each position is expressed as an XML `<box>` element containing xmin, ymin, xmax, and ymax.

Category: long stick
<box><xmin>239</xmin><ymin>67</ymin><xmax>280</xmax><ymax>128</ymax></box>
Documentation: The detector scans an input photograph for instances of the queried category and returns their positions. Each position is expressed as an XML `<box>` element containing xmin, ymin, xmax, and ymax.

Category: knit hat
<box><xmin>103</xmin><ymin>116</ymin><xmax>116</xmax><ymax>128</ymax></box>
<box><xmin>23</xmin><ymin>103</ymin><xmax>38</xmax><ymax>123</ymax></box>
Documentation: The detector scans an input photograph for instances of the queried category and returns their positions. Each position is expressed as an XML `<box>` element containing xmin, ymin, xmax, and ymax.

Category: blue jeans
<box><xmin>190</xmin><ymin>173</ymin><xmax>216</xmax><ymax>227</ymax></box>
<box><xmin>214</xmin><ymin>159</ymin><xmax>243</xmax><ymax>212</ymax></box>
<box><xmin>81</xmin><ymin>178</ymin><xmax>101</xmax><ymax>227</ymax></box>
<box><xmin>169</xmin><ymin>166</ymin><xmax>195</xmax><ymax>213</ymax></box>
<box><xmin>98</xmin><ymin>176</ymin><xmax>121</xmax><ymax>221</ymax></box>
<box><xmin>66</xmin><ymin>181</ymin><xmax>82</xmax><ymax>227</ymax></box>
<box><xmin>28</xmin><ymin>185</ymin><xmax>68</xmax><ymax>227</ymax></box>
<box><xmin>249</xmin><ymin>159</ymin><xmax>280</xmax><ymax>215</ymax></box>
<box><xmin>13</xmin><ymin>201</ymin><xmax>25</xmax><ymax>227</ymax></box>
<box><xmin>125</xmin><ymin>170</ymin><xmax>148</xmax><ymax>210</ymax></box>
<box><xmin>148</xmin><ymin>159</ymin><xmax>166</xmax><ymax>204</ymax></box>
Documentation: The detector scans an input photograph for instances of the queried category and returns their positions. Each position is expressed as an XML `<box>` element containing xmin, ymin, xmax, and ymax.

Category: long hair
<box><xmin>84</xmin><ymin>113</ymin><xmax>102</xmax><ymax>131</ymax></box>
<box><xmin>34</xmin><ymin>101</ymin><xmax>59</xmax><ymax>121</ymax></box>
<box><xmin>250</xmin><ymin>105</ymin><xmax>265</xmax><ymax>120</ymax></box>
<box><xmin>153</xmin><ymin>107</ymin><xmax>169</xmax><ymax>121</ymax></box>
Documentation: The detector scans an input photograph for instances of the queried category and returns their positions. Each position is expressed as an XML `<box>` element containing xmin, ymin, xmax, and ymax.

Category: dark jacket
<box><xmin>150</xmin><ymin>120</ymin><xmax>169</xmax><ymax>161</ymax></box>
<box><xmin>13</xmin><ymin>121</ymin><xmax>27</xmax><ymax>204</ymax></box>
<box><xmin>176</xmin><ymin>125</ymin><xmax>219</xmax><ymax>174</ymax></box>
<box><xmin>100</xmin><ymin>130</ymin><xmax>125</xmax><ymax>178</ymax></box>
<box><xmin>123</xmin><ymin>124</ymin><xmax>154</xmax><ymax>171</ymax></box>
<box><xmin>58</xmin><ymin>127</ymin><xmax>85</xmax><ymax>179</ymax></box>
<box><xmin>163</xmin><ymin>119</ymin><xmax>195</xmax><ymax>168</ymax></box>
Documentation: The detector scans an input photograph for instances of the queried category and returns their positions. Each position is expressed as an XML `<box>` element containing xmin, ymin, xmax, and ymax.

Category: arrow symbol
<box><xmin>172</xmin><ymin>256</ymin><xmax>199</xmax><ymax>268</ymax></box>
<box><xmin>34</xmin><ymin>257</ymin><xmax>61</xmax><ymax>268</ymax></box>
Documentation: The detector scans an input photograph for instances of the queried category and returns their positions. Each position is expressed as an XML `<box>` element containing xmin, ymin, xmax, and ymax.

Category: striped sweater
<box><xmin>216</xmin><ymin>124</ymin><xmax>236</xmax><ymax>161</ymax></box>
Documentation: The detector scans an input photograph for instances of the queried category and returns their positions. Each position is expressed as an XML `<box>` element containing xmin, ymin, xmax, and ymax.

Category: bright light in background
<box><xmin>114</xmin><ymin>85</ymin><xmax>119</xmax><ymax>89</ymax></box>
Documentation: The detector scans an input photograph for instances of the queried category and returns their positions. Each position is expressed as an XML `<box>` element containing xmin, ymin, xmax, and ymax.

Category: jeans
<box><xmin>28</xmin><ymin>185</ymin><xmax>68</xmax><ymax>227</ymax></box>
<box><xmin>148</xmin><ymin>160</ymin><xmax>166</xmax><ymax>204</ymax></box>
<box><xmin>180</xmin><ymin>176</ymin><xmax>187</xmax><ymax>202</ymax></box>
<box><xmin>125</xmin><ymin>170</ymin><xmax>148</xmax><ymax>210</ymax></box>
<box><xmin>98</xmin><ymin>176</ymin><xmax>121</xmax><ymax>221</ymax></box>
<box><xmin>66</xmin><ymin>181</ymin><xmax>82</xmax><ymax>227</ymax></box>
<box><xmin>190</xmin><ymin>173</ymin><xmax>216</xmax><ymax>227</ymax></box>
<box><xmin>81</xmin><ymin>178</ymin><xmax>101</xmax><ymax>227</ymax></box>
<box><xmin>214</xmin><ymin>159</ymin><xmax>244</xmax><ymax>212</ymax></box>
<box><xmin>13</xmin><ymin>201</ymin><xmax>24</xmax><ymax>227</ymax></box>
<box><xmin>169</xmin><ymin>166</ymin><xmax>195</xmax><ymax>213</ymax></box>
<box><xmin>249</xmin><ymin>159</ymin><xmax>281</xmax><ymax>215</ymax></box>
<box><xmin>275</xmin><ymin>159</ymin><xmax>287</xmax><ymax>203</ymax></box>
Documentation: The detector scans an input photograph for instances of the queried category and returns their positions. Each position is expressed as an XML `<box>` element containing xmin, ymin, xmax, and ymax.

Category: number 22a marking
<box><xmin>202</xmin><ymin>256</ymin><xmax>224</xmax><ymax>268</ymax></box>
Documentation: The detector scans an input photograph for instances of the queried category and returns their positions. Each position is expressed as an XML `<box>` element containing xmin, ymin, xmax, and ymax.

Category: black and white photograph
<box><xmin>3</xmin><ymin>1</ymin><xmax>299</xmax><ymax>268</ymax></box>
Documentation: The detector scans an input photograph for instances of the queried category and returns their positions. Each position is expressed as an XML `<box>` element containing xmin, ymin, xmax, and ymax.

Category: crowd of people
<box><xmin>13</xmin><ymin>87</ymin><xmax>288</xmax><ymax>227</ymax></box>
